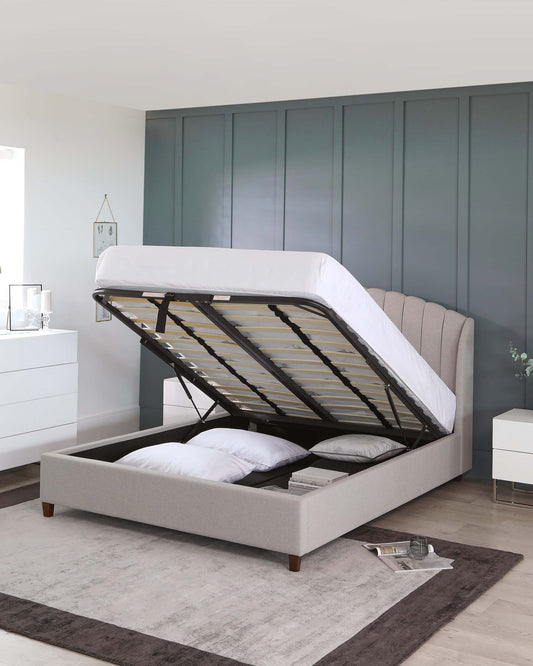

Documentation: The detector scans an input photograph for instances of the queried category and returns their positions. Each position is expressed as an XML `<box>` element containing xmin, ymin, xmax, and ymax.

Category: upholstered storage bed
<box><xmin>40</xmin><ymin>247</ymin><xmax>474</xmax><ymax>571</ymax></box>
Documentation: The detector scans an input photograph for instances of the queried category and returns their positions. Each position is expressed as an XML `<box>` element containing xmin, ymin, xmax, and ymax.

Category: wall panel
<box><xmin>403</xmin><ymin>98</ymin><xmax>459</xmax><ymax>308</ymax></box>
<box><xmin>342</xmin><ymin>102</ymin><xmax>394</xmax><ymax>289</ymax></box>
<box><xmin>284</xmin><ymin>107</ymin><xmax>335</xmax><ymax>252</ymax></box>
<box><xmin>143</xmin><ymin>82</ymin><xmax>533</xmax><ymax>478</ymax></box>
<box><xmin>144</xmin><ymin>118</ymin><xmax>176</xmax><ymax>245</ymax></box>
<box><xmin>232</xmin><ymin>111</ymin><xmax>279</xmax><ymax>249</ymax></box>
<box><xmin>182</xmin><ymin>114</ymin><xmax>227</xmax><ymax>247</ymax></box>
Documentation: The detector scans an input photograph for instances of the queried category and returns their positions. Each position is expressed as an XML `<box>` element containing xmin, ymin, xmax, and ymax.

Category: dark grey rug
<box><xmin>0</xmin><ymin>493</ymin><xmax>522</xmax><ymax>666</ymax></box>
<box><xmin>0</xmin><ymin>482</ymin><xmax>40</xmax><ymax>509</ymax></box>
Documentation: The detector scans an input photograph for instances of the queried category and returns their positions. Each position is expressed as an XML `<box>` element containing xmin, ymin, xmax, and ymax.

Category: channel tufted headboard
<box><xmin>368</xmin><ymin>288</ymin><xmax>474</xmax><ymax>467</ymax></box>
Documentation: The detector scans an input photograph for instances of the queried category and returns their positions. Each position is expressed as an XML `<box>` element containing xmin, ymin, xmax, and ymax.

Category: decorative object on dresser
<box><xmin>8</xmin><ymin>283</ymin><xmax>42</xmax><ymax>331</ymax></box>
<box><xmin>0</xmin><ymin>329</ymin><xmax>78</xmax><ymax>471</ymax></box>
<box><xmin>40</xmin><ymin>289</ymin><xmax>52</xmax><ymax>329</ymax></box>
<box><xmin>7</xmin><ymin>284</ymin><xmax>53</xmax><ymax>331</ymax></box>
<box><xmin>493</xmin><ymin>408</ymin><xmax>533</xmax><ymax>507</ymax></box>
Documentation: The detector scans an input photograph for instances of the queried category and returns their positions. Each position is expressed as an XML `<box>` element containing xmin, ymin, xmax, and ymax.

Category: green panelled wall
<box><xmin>143</xmin><ymin>81</ymin><xmax>533</xmax><ymax>478</ymax></box>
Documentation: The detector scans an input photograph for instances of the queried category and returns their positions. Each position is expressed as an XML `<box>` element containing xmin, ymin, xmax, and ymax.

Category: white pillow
<box><xmin>309</xmin><ymin>434</ymin><xmax>406</xmax><ymax>463</ymax></box>
<box><xmin>115</xmin><ymin>442</ymin><xmax>255</xmax><ymax>483</ymax></box>
<box><xmin>187</xmin><ymin>428</ymin><xmax>309</xmax><ymax>472</ymax></box>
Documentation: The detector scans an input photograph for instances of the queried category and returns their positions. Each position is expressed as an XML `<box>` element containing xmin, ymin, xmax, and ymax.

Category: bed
<box><xmin>40</xmin><ymin>246</ymin><xmax>474</xmax><ymax>571</ymax></box>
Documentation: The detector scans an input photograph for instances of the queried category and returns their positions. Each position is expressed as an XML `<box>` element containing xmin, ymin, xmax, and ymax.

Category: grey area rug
<box><xmin>0</xmin><ymin>497</ymin><xmax>522</xmax><ymax>666</ymax></box>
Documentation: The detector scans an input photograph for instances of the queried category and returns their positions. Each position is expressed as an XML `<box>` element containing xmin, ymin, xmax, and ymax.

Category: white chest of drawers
<box><xmin>493</xmin><ymin>408</ymin><xmax>533</xmax><ymax>506</ymax></box>
<box><xmin>0</xmin><ymin>329</ymin><xmax>78</xmax><ymax>470</ymax></box>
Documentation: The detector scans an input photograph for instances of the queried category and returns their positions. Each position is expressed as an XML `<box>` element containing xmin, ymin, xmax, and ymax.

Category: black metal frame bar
<box><xmin>93</xmin><ymin>288</ymin><xmax>446</xmax><ymax>439</ymax></box>
<box><xmin>250</xmin><ymin>412</ymin><xmax>433</xmax><ymax>442</ymax></box>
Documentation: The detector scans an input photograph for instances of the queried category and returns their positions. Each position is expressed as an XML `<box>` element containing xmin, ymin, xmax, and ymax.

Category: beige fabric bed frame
<box><xmin>40</xmin><ymin>289</ymin><xmax>473</xmax><ymax>571</ymax></box>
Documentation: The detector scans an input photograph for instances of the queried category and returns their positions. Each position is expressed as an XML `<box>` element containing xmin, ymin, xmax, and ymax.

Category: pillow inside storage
<box><xmin>309</xmin><ymin>434</ymin><xmax>407</xmax><ymax>463</ymax></box>
<box><xmin>187</xmin><ymin>427</ymin><xmax>309</xmax><ymax>472</ymax></box>
<box><xmin>115</xmin><ymin>442</ymin><xmax>255</xmax><ymax>483</ymax></box>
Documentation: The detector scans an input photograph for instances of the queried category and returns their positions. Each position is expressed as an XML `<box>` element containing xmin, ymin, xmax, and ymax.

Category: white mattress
<box><xmin>96</xmin><ymin>246</ymin><xmax>456</xmax><ymax>433</ymax></box>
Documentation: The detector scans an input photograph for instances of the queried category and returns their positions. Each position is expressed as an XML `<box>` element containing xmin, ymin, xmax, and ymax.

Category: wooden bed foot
<box><xmin>42</xmin><ymin>502</ymin><xmax>54</xmax><ymax>517</ymax></box>
<box><xmin>288</xmin><ymin>555</ymin><xmax>301</xmax><ymax>572</ymax></box>
<box><xmin>453</xmin><ymin>474</ymin><xmax>463</xmax><ymax>482</ymax></box>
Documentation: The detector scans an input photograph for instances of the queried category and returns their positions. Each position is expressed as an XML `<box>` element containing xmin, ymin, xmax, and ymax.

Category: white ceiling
<box><xmin>1</xmin><ymin>0</ymin><xmax>533</xmax><ymax>111</ymax></box>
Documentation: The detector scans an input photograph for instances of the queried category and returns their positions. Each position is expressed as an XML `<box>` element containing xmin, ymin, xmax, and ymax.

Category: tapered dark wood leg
<box><xmin>453</xmin><ymin>474</ymin><xmax>463</xmax><ymax>482</ymax></box>
<box><xmin>42</xmin><ymin>502</ymin><xmax>54</xmax><ymax>517</ymax></box>
<box><xmin>288</xmin><ymin>555</ymin><xmax>301</xmax><ymax>572</ymax></box>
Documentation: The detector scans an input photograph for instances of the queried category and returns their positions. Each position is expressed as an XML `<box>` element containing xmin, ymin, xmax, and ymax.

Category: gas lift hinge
<box><xmin>383</xmin><ymin>385</ymin><xmax>430</xmax><ymax>450</ymax></box>
<box><xmin>171</xmin><ymin>362</ymin><xmax>203</xmax><ymax>421</ymax></box>
<box><xmin>384</xmin><ymin>383</ymin><xmax>409</xmax><ymax>447</ymax></box>
<box><xmin>411</xmin><ymin>425</ymin><xmax>428</xmax><ymax>450</ymax></box>
<box><xmin>183</xmin><ymin>400</ymin><xmax>220</xmax><ymax>442</ymax></box>
<box><xmin>169</xmin><ymin>362</ymin><xmax>221</xmax><ymax>441</ymax></box>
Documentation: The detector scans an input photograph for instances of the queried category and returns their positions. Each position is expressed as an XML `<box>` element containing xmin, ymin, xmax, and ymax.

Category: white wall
<box><xmin>0</xmin><ymin>84</ymin><xmax>145</xmax><ymax>424</ymax></box>
<box><xmin>0</xmin><ymin>146</ymin><xmax>24</xmax><ymax>313</ymax></box>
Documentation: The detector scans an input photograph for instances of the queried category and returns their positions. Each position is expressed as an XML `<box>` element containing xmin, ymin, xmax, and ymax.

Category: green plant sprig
<box><xmin>509</xmin><ymin>342</ymin><xmax>533</xmax><ymax>378</ymax></box>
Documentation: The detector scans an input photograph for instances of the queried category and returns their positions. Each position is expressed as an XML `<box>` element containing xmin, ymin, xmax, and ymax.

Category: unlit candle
<box><xmin>41</xmin><ymin>290</ymin><xmax>52</xmax><ymax>313</ymax></box>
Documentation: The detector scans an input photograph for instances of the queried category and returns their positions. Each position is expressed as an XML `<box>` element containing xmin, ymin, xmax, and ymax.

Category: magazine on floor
<box><xmin>363</xmin><ymin>540</ymin><xmax>454</xmax><ymax>573</ymax></box>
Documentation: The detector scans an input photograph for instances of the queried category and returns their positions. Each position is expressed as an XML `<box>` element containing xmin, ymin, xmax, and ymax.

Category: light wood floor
<box><xmin>0</xmin><ymin>466</ymin><xmax>531</xmax><ymax>666</ymax></box>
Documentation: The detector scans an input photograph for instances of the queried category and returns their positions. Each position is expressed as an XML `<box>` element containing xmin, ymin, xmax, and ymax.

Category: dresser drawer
<box><xmin>0</xmin><ymin>423</ymin><xmax>78</xmax><ymax>470</ymax></box>
<box><xmin>493</xmin><ymin>449</ymin><xmax>533</xmax><ymax>485</ymax></box>
<box><xmin>0</xmin><ymin>330</ymin><xmax>77</xmax><ymax>372</ymax></box>
<box><xmin>0</xmin><ymin>363</ymin><xmax>78</xmax><ymax>405</ymax></box>
<box><xmin>0</xmin><ymin>393</ymin><xmax>78</xmax><ymax>439</ymax></box>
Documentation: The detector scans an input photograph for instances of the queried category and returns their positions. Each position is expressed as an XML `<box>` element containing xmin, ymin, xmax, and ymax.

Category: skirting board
<box><xmin>77</xmin><ymin>408</ymin><xmax>140</xmax><ymax>445</ymax></box>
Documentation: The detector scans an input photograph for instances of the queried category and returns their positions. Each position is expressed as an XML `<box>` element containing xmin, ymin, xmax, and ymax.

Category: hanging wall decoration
<box><xmin>93</xmin><ymin>194</ymin><xmax>118</xmax><ymax>258</ymax></box>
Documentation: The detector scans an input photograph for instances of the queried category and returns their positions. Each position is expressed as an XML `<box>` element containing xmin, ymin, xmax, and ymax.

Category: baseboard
<box><xmin>77</xmin><ymin>408</ymin><xmax>140</xmax><ymax>445</ymax></box>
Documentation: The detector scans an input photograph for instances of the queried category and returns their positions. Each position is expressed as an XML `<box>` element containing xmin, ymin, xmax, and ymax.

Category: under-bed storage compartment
<box><xmin>68</xmin><ymin>415</ymin><xmax>408</xmax><ymax>489</ymax></box>
<box><xmin>40</xmin><ymin>418</ymin><xmax>462</xmax><ymax>566</ymax></box>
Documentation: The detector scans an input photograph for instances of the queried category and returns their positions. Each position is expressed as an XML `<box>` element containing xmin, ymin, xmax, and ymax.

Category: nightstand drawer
<box><xmin>163</xmin><ymin>377</ymin><xmax>213</xmax><ymax>409</ymax></box>
<box><xmin>492</xmin><ymin>409</ymin><xmax>533</xmax><ymax>453</ymax></box>
<box><xmin>493</xmin><ymin>449</ymin><xmax>533</xmax><ymax>485</ymax></box>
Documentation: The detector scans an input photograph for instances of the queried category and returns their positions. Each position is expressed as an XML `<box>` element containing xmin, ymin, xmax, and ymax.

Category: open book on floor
<box><xmin>363</xmin><ymin>541</ymin><xmax>454</xmax><ymax>573</ymax></box>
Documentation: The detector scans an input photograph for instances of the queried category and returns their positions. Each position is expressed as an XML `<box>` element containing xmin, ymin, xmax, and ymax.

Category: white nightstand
<box><xmin>493</xmin><ymin>408</ymin><xmax>533</xmax><ymax>507</ymax></box>
<box><xmin>163</xmin><ymin>377</ymin><xmax>225</xmax><ymax>426</ymax></box>
<box><xmin>0</xmin><ymin>329</ymin><xmax>78</xmax><ymax>470</ymax></box>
